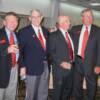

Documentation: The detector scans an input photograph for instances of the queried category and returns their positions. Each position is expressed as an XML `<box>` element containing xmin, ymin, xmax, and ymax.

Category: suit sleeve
<box><xmin>49</xmin><ymin>33</ymin><xmax>64</xmax><ymax>66</ymax></box>
<box><xmin>96</xmin><ymin>29</ymin><xmax>100</xmax><ymax>66</ymax></box>
<box><xmin>18</xmin><ymin>30</ymin><xmax>26</xmax><ymax>68</ymax></box>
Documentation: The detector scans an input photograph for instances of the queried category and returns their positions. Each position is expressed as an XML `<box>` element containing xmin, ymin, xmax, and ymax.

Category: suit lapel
<box><xmin>1</xmin><ymin>27</ymin><xmax>9</xmax><ymax>45</ymax></box>
<box><xmin>89</xmin><ymin>25</ymin><xmax>95</xmax><ymax>38</ymax></box>
<box><xmin>57</xmin><ymin>29</ymin><xmax>72</xmax><ymax>54</ymax></box>
<box><xmin>29</xmin><ymin>25</ymin><xmax>46</xmax><ymax>51</ymax></box>
<box><xmin>86</xmin><ymin>25</ymin><xmax>95</xmax><ymax>48</ymax></box>
<box><xmin>57</xmin><ymin>29</ymin><xmax>67</xmax><ymax>44</ymax></box>
<box><xmin>28</xmin><ymin>25</ymin><xmax>39</xmax><ymax>44</ymax></box>
<box><xmin>41</xmin><ymin>27</ymin><xmax>47</xmax><ymax>39</ymax></box>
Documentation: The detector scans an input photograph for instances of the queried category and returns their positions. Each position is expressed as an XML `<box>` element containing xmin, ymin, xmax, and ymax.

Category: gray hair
<box><xmin>30</xmin><ymin>9</ymin><xmax>42</xmax><ymax>17</ymax></box>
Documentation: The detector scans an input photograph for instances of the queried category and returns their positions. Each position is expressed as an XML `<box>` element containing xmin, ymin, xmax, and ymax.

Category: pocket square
<box><xmin>32</xmin><ymin>34</ymin><xmax>36</xmax><ymax>38</ymax></box>
<box><xmin>0</xmin><ymin>39</ymin><xmax>6</xmax><ymax>44</ymax></box>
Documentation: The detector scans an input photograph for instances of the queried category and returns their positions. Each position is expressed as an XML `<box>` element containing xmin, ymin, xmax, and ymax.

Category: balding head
<box><xmin>58</xmin><ymin>15</ymin><xmax>71</xmax><ymax>31</ymax></box>
<box><xmin>58</xmin><ymin>16</ymin><xmax>69</xmax><ymax>23</ymax></box>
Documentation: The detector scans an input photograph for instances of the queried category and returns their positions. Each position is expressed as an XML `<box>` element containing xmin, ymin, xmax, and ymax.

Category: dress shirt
<box><xmin>59</xmin><ymin>28</ymin><xmax>74</xmax><ymax>52</ymax></box>
<box><xmin>77</xmin><ymin>25</ymin><xmax>91</xmax><ymax>56</ymax></box>
<box><xmin>31</xmin><ymin>24</ymin><xmax>46</xmax><ymax>46</ymax></box>
<box><xmin>5</xmin><ymin>28</ymin><xmax>19</xmax><ymax>62</ymax></box>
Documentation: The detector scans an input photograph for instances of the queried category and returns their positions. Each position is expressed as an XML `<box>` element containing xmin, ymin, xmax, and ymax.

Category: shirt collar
<box><xmin>59</xmin><ymin>28</ymin><xmax>68</xmax><ymax>37</ymax></box>
<box><xmin>5</xmin><ymin>27</ymin><xmax>11</xmax><ymax>36</ymax></box>
<box><xmin>83</xmin><ymin>25</ymin><xmax>91</xmax><ymax>33</ymax></box>
<box><xmin>31</xmin><ymin>24</ymin><xmax>41</xmax><ymax>36</ymax></box>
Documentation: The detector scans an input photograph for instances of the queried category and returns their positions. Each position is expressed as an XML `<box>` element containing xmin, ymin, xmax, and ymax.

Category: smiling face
<box><xmin>58</xmin><ymin>16</ymin><xmax>71</xmax><ymax>31</ymax></box>
<box><xmin>29</xmin><ymin>10</ymin><xmax>43</xmax><ymax>27</ymax></box>
<box><xmin>3</xmin><ymin>15</ymin><xmax>18</xmax><ymax>32</ymax></box>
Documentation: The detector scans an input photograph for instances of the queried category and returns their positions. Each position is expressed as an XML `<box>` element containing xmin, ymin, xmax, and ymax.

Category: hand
<box><xmin>8</xmin><ymin>44</ymin><xmax>19</xmax><ymax>54</ymax></box>
<box><xmin>20</xmin><ymin>67</ymin><xmax>26</xmax><ymax>76</ymax></box>
<box><xmin>60</xmin><ymin>61</ymin><xmax>72</xmax><ymax>70</ymax></box>
<box><xmin>94</xmin><ymin>66</ymin><xmax>100</xmax><ymax>74</ymax></box>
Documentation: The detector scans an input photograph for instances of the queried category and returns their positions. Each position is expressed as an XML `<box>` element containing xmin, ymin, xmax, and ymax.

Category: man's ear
<box><xmin>41</xmin><ymin>16</ymin><xmax>43</xmax><ymax>22</ymax></box>
<box><xmin>3</xmin><ymin>19</ymin><xmax>6</xmax><ymax>26</ymax></box>
<box><xmin>28</xmin><ymin>16</ymin><xmax>31</xmax><ymax>22</ymax></box>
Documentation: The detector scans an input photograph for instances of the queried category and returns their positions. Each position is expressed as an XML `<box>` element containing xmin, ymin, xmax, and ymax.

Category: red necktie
<box><xmin>81</xmin><ymin>26</ymin><xmax>89</xmax><ymax>59</ymax></box>
<box><xmin>38</xmin><ymin>29</ymin><xmax>45</xmax><ymax>50</ymax></box>
<box><xmin>9</xmin><ymin>33</ymin><xmax>16</xmax><ymax>66</ymax></box>
<box><xmin>65</xmin><ymin>32</ymin><xmax>74</xmax><ymax>62</ymax></box>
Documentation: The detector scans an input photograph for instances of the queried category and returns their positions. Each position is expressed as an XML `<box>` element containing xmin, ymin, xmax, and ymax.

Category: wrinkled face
<box><xmin>59</xmin><ymin>16</ymin><xmax>71</xmax><ymax>31</ymax></box>
<box><xmin>63</xmin><ymin>17</ymin><xmax>70</xmax><ymax>31</ymax></box>
<box><xmin>29</xmin><ymin>11</ymin><xmax>43</xmax><ymax>27</ymax></box>
<box><xmin>3</xmin><ymin>15</ymin><xmax>18</xmax><ymax>32</ymax></box>
<box><xmin>82</xmin><ymin>11</ymin><xmax>93</xmax><ymax>26</ymax></box>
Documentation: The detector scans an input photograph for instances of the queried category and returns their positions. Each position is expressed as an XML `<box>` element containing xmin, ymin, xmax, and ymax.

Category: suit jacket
<box><xmin>71</xmin><ymin>24</ymin><xmax>100</xmax><ymax>75</ymax></box>
<box><xmin>18</xmin><ymin>25</ymin><xmax>49</xmax><ymax>75</ymax></box>
<box><xmin>0</xmin><ymin>27</ymin><xmax>18</xmax><ymax>88</ymax></box>
<box><xmin>49</xmin><ymin>29</ymin><xmax>74</xmax><ymax>76</ymax></box>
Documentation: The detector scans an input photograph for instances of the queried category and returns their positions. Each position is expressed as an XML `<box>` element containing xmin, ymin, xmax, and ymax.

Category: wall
<box><xmin>0</xmin><ymin>0</ymin><xmax>51</xmax><ymax>17</ymax></box>
<box><xmin>0</xmin><ymin>0</ymin><xmax>100</xmax><ymax>28</ymax></box>
<box><xmin>59</xmin><ymin>3</ymin><xmax>100</xmax><ymax>26</ymax></box>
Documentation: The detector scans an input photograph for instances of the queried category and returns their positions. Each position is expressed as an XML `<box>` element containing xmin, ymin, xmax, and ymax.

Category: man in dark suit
<box><xmin>18</xmin><ymin>9</ymin><xmax>49</xmax><ymax>100</ymax></box>
<box><xmin>49</xmin><ymin>16</ymin><xmax>74</xmax><ymax>100</ymax></box>
<box><xmin>71</xmin><ymin>8</ymin><xmax>100</xmax><ymax>100</ymax></box>
<box><xmin>0</xmin><ymin>12</ymin><xmax>19</xmax><ymax>100</ymax></box>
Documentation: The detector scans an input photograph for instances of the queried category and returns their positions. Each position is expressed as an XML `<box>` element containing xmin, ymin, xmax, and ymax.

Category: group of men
<box><xmin>0</xmin><ymin>8</ymin><xmax>100</xmax><ymax>100</ymax></box>
<box><xmin>49</xmin><ymin>8</ymin><xmax>100</xmax><ymax>100</ymax></box>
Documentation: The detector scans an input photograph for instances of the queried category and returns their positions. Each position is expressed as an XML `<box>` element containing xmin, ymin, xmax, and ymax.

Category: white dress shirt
<box><xmin>31</xmin><ymin>24</ymin><xmax>46</xmax><ymax>47</ymax></box>
<box><xmin>60</xmin><ymin>28</ymin><xmax>74</xmax><ymax>52</ymax></box>
<box><xmin>77</xmin><ymin>25</ymin><xmax>91</xmax><ymax>56</ymax></box>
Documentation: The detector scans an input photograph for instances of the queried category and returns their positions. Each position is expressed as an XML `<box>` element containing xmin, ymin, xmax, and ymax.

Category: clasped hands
<box><xmin>94</xmin><ymin>66</ymin><xmax>100</xmax><ymax>74</ymax></box>
<box><xmin>60</xmin><ymin>61</ymin><xmax>72</xmax><ymax>70</ymax></box>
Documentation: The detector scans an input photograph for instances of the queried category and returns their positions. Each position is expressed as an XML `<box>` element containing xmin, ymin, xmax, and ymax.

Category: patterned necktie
<box><xmin>38</xmin><ymin>29</ymin><xmax>45</xmax><ymax>50</ymax></box>
<box><xmin>9</xmin><ymin>33</ymin><xmax>16</xmax><ymax>66</ymax></box>
<box><xmin>81</xmin><ymin>26</ymin><xmax>89</xmax><ymax>59</ymax></box>
<box><xmin>65</xmin><ymin>32</ymin><xmax>74</xmax><ymax>62</ymax></box>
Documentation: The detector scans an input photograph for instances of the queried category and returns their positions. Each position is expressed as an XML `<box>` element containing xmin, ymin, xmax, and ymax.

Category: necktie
<box><xmin>81</xmin><ymin>26</ymin><xmax>89</xmax><ymax>59</ymax></box>
<box><xmin>9</xmin><ymin>33</ymin><xmax>16</xmax><ymax>66</ymax></box>
<box><xmin>38</xmin><ymin>29</ymin><xmax>45</xmax><ymax>50</ymax></box>
<box><xmin>65</xmin><ymin>32</ymin><xmax>74</xmax><ymax>62</ymax></box>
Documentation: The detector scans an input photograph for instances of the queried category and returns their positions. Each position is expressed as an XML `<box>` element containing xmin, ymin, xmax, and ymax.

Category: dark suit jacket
<box><xmin>49</xmin><ymin>29</ymin><xmax>74</xmax><ymax>76</ymax></box>
<box><xmin>71</xmin><ymin>24</ymin><xmax>100</xmax><ymax>75</ymax></box>
<box><xmin>0</xmin><ymin>27</ymin><xmax>17</xmax><ymax>88</ymax></box>
<box><xmin>18</xmin><ymin>25</ymin><xmax>49</xmax><ymax>75</ymax></box>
